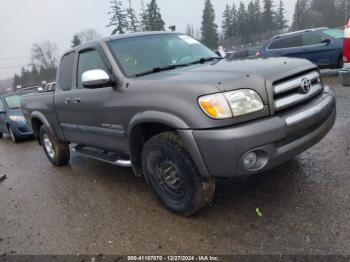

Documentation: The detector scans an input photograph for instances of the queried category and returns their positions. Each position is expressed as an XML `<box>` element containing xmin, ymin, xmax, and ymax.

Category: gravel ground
<box><xmin>0</xmin><ymin>76</ymin><xmax>349</xmax><ymax>256</ymax></box>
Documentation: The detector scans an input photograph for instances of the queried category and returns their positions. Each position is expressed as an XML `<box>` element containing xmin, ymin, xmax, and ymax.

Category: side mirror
<box><xmin>82</xmin><ymin>69</ymin><xmax>112</xmax><ymax>88</ymax></box>
<box><xmin>321</xmin><ymin>39</ymin><xmax>331</xmax><ymax>45</ymax></box>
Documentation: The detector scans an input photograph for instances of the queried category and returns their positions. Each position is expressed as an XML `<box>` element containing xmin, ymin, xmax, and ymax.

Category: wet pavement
<box><xmin>0</xmin><ymin>77</ymin><xmax>349</xmax><ymax>256</ymax></box>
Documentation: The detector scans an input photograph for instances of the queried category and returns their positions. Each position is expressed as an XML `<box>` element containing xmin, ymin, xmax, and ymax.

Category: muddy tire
<box><xmin>40</xmin><ymin>125</ymin><xmax>70</xmax><ymax>166</ymax></box>
<box><xmin>142</xmin><ymin>132</ymin><xmax>215</xmax><ymax>216</ymax></box>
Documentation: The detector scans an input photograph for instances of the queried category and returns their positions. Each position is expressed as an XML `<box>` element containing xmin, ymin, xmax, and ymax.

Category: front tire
<box><xmin>0</xmin><ymin>132</ymin><xmax>3</xmax><ymax>139</ymax></box>
<box><xmin>40</xmin><ymin>126</ymin><xmax>70</xmax><ymax>166</ymax></box>
<box><xmin>142</xmin><ymin>132</ymin><xmax>215</xmax><ymax>216</ymax></box>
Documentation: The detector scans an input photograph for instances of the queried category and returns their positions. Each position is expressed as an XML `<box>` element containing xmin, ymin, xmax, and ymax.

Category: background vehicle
<box><xmin>229</xmin><ymin>47</ymin><xmax>261</xmax><ymax>60</ymax></box>
<box><xmin>340</xmin><ymin>16</ymin><xmax>350</xmax><ymax>86</ymax></box>
<box><xmin>22</xmin><ymin>32</ymin><xmax>336</xmax><ymax>216</ymax></box>
<box><xmin>0</xmin><ymin>91</ymin><xmax>35</xmax><ymax>142</ymax></box>
<box><xmin>44</xmin><ymin>82</ymin><xmax>56</xmax><ymax>92</ymax></box>
<box><xmin>261</xmin><ymin>28</ymin><xmax>344</xmax><ymax>69</ymax></box>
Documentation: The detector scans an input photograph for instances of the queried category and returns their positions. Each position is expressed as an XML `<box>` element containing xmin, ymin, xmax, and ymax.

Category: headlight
<box><xmin>9</xmin><ymin>115</ymin><xmax>25</xmax><ymax>122</ymax></box>
<box><xmin>198</xmin><ymin>89</ymin><xmax>264</xmax><ymax>119</ymax></box>
<box><xmin>224</xmin><ymin>89</ymin><xmax>264</xmax><ymax>117</ymax></box>
<box><xmin>198</xmin><ymin>93</ymin><xmax>232</xmax><ymax>119</ymax></box>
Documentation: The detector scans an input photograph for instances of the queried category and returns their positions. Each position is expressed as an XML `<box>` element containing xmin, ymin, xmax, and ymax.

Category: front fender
<box><xmin>128</xmin><ymin>111</ymin><xmax>190</xmax><ymax>137</ymax></box>
<box><xmin>127</xmin><ymin>111</ymin><xmax>211</xmax><ymax>178</ymax></box>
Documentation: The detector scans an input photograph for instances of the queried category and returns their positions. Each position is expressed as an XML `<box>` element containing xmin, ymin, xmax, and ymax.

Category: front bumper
<box><xmin>11</xmin><ymin>122</ymin><xmax>34</xmax><ymax>138</ymax></box>
<box><xmin>339</xmin><ymin>65</ymin><xmax>350</xmax><ymax>86</ymax></box>
<box><xmin>185</xmin><ymin>87</ymin><xmax>336</xmax><ymax>178</ymax></box>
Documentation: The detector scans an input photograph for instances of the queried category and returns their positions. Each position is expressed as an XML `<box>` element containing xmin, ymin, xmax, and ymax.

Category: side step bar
<box><xmin>72</xmin><ymin>145</ymin><xmax>132</xmax><ymax>168</ymax></box>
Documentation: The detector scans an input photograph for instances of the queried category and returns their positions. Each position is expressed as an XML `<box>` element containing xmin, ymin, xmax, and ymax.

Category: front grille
<box><xmin>273</xmin><ymin>70</ymin><xmax>323</xmax><ymax>113</ymax></box>
<box><xmin>18</xmin><ymin>127</ymin><xmax>29</xmax><ymax>133</ymax></box>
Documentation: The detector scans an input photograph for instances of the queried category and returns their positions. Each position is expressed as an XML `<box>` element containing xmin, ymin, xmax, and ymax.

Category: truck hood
<box><xmin>132</xmin><ymin>57</ymin><xmax>316</xmax><ymax>104</ymax></box>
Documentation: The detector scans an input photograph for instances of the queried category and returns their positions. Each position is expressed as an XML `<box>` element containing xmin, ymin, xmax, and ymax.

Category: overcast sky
<box><xmin>0</xmin><ymin>0</ymin><xmax>296</xmax><ymax>80</ymax></box>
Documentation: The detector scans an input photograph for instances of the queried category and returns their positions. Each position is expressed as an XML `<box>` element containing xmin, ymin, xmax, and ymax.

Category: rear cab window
<box><xmin>57</xmin><ymin>52</ymin><xmax>75</xmax><ymax>91</ymax></box>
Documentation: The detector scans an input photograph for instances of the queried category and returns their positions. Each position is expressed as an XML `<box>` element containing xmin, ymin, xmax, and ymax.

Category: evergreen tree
<box><xmin>336</xmin><ymin>0</ymin><xmax>350</xmax><ymax>26</ymax></box>
<box><xmin>107</xmin><ymin>0</ymin><xmax>128</xmax><ymax>35</ymax></box>
<box><xmin>144</xmin><ymin>0</ymin><xmax>165</xmax><ymax>31</ymax></box>
<box><xmin>253</xmin><ymin>0</ymin><xmax>262</xmax><ymax>33</ymax></box>
<box><xmin>139</xmin><ymin>0</ymin><xmax>148</xmax><ymax>31</ymax></box>
<box><xmin>237</xmin><ymin>2</ymin><xmax>249</xmax><ymax>43</ymax></box>
<box><xmin>127</xmin><ymin>0</ymin><xmax>139</xmax><ymax>32</ymax></box>
<box><xmin>262</xmin><ymin>0</ymin><xmax>276</xmax><ymax>33</ymax></box>
<box><xmin>12</xmin><ymin>74</ymin><xmax>21</xmax><ymax>89</ymax></box>
<box><xmin>230</xmin><ymin>4</ymin><xmax>238</xmax><ymax>38</ymax></box>
<box><xmin>31</xmin><ymin>65</ymin><xmax>40</xmax><ymax>84</ymax></box>
<box><xmin>309</xmin><ymin>0</ymin><xmax>337</xmax><ymax>28</ymax></box>
<box><xmin>222</xmin><ymin>4</ymin><xmax>233</xmax><ymax>39</ymax></box>
<box><xmin>71</xmin><ymin>34</ymin><xmax>81</xmax><ymax>47</ymax></box>
<box><xmin>201</xmin><ymin>0</ymin><xmax>219</xmax><ymax>49</ymax></box>
<box><xmin>246</xmin><ymin>1</ymin><xmax>256</xmax><ymax>37</ymax></box>
<box><xmin>291</xmin><ymin>0</ymin><xmax>310</xmax><ymax>30</ymax></box>
<box><xmin>275</xmin><ymin>0</ymin><xmax>288</xmax><ymax>31</ymax></box>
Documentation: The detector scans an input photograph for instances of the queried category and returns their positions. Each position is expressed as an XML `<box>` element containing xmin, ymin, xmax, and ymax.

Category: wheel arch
<box><xmin>30</xmin><ymin>111</ymin><xmax>56</xmax><ymax>144</ymax></box>
<box><xmin>127</xmin><ymin>111</ymin><xmax>189</xmax><ymax>176</ymax></box>
<box><xmin>127</xmin><ymin>111</ymin><xmax>210</xmax><ymax>178</ymax></box>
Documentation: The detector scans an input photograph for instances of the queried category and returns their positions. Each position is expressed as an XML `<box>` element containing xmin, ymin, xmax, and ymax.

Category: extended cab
<box><xmin>21</xmin><ymin>32</ymin><xmax>336</xmax><ymax>216</ymax></box>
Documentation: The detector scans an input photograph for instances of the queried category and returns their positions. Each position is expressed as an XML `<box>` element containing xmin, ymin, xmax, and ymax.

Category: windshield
<box><xmin>5</xmin><ymin>95</ymin><xmax>21</xmax><ymax>109</ymax></box>
<box><xmin>322</xmin><ymin>29</ymin><xmax>344</xmax><ymax>39</ymax></box>
<box><xmin>107</xmin><ymin>34</ymin><xmax>219</xmax><ymax>77</ymax></box>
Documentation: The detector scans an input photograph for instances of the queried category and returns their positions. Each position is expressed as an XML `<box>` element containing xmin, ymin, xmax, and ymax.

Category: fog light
<box><xmin>243</xmin><ymin>152</ymin><xmax>258</xmax><ymax>170</ymax></box>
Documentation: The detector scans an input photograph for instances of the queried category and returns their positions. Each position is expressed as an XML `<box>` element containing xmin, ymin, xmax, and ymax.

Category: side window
<box><xmin>302</xmin><ymin>33</ymin><xmax>327</xmax><ymax>46</ymax></box>
<box><xmin>269</xmin><ymin>35</ymin><xmax>303</xmax><ymax>50</ymax></box>
<box><xmin>77</xmin><ymin>50</ymin><xmax>108</xmax><ymax>88</ymax></box>
<box><xmin>57</xmin><ymin>52</ymin><xmax>75</xmax><ymax>91</ymax></box>
<box><xmin>0</xmin><ymin>100</ymin><xmax>4</xmax><ymax>112</ymax></box>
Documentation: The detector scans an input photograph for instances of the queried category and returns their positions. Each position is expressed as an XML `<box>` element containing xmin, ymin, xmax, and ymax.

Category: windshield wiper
<box><xmin>135</xmin><ymin>63</ymin><xmax>190</xmax><ymax>77</ymax></box>
<box><xmin>134</xmin><ymin>57</ymin><xmax>223</xmax><ymax>77</ymax></box>
<box><xmin>189</xmin><ymin>56</ymin><xmax>223</xmax><ymax>65</ymax></box>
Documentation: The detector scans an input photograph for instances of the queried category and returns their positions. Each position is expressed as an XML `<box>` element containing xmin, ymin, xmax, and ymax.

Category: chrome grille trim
<box><xmin>285</xmin><ymin>95</ymin><xmax>334</xmax><ymax>126</ymax></box>
<box><xmin>275</xmin><ymin>84</ymin><xmax>323</xmax><ymax>111</ymax></box>
<box><xmin>274</xmin><ymin>71</ymin><xmax>320</xmax><ymax>95</ymax></box>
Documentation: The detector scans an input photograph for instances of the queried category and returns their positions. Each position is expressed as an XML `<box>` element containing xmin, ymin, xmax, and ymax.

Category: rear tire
<box><xmin>9</xmin><ymin>127</ymin><xmax>19</xmax><ymax>143</ymax></box>
<box><xmin>40</xmin><ymin>125</ymin><xmax>70</xmax><ymax>166</ymax></box>
<box><xmin>338</xmin><ymin>56</ymin><xmax>344</xmax><ymax>69</ymax></box>
<box><xmin>0</xmin><ymin>132</ymin><xmax>3</xmax><ymax>139</ymax></box>
<box><xmin>142</xmin><ymin>132</ymin><xmax>215</xmax><ymax>216</ymax></box>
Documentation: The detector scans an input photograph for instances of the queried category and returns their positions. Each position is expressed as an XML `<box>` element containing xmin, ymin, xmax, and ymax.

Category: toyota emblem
<box><xmin>301</xmin><ymin>78</ymin><xmax>312</xmax><ymax>94</ymax></box>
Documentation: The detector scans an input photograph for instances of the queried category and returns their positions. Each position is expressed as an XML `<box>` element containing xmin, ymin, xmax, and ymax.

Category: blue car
<box><xmin>260</xmin><ymin>28</ymin><xmax>344</xmax><ymax>69</ymax></box>
<box><xmin>0</xmin><ymin>91</ymin><xmax>34</xmax><ymax>142</ymax></box>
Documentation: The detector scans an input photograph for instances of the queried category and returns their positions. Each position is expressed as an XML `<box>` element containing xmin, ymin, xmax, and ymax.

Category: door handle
<box><xmin>74</xmin><ymin>98</ymin><xmax>81</xmax><ymax>103</ymax></box>
<box><xmin>64</xmin><ymin>98</ymin><xmax>71</xmax><ymax>104</ymax></box>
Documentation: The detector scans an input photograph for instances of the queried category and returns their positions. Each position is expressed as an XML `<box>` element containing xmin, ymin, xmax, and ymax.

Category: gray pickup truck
<box><xmin>22</xmin><ymin>32</ymin><xmax>336</xmax><ymax>216</ymax></box>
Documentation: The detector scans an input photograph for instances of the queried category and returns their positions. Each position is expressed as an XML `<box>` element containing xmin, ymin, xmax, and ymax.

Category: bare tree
<box><xmin>31</xmin><ymin>41</ymin><xmax>58</xmax><ymax>69</ymax></box>
<box><xmin>77</xmin><ymin>29</ymin><xmax>102</xmax><ymax>43</ymax></box>
<box><xmin>186</xmin><ymin>24</ymin><xmax>194</xmax><ymax>37</ymax></box>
